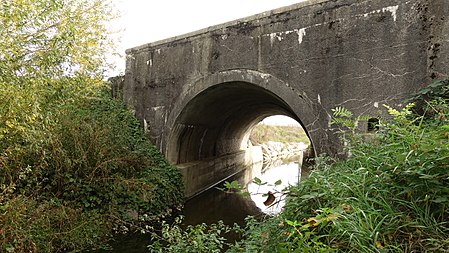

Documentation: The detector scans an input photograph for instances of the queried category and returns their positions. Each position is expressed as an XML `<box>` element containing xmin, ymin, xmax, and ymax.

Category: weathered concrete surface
<box><xmin>124</xmin><ymin>0</ymin><xmax>449</xmax><ymax>196</ymax></box>
<box><xmin>179</xmin><ymin>148</ymin><xmax>262</xmax><ymax>198</ymax></box>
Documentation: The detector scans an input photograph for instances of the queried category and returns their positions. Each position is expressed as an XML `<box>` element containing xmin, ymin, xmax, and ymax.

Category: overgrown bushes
<box><xmin>1</xmin><ymin>196</ymin><xmax>108</xmax><ymax>252</ymax></box>
<box><xmin>1</xmin><ymin>90</ymin><xmax>184</xmax><ymax>252</ymax></box>
<box><xmin>1</xmin><ymin>1</ymin><xmax>184</xmax><ymax>251</ymax></box>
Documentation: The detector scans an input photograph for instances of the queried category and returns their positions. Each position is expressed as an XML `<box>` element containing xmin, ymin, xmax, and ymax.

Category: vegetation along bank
<box><xmin>149</xmin><ymin>79</ymin><xmax>449</xmax><ymax>252</ymax></box>
<box><xmin>0</xmin><ymin>0</ymin><xmax>183</xmax><ymax>251</ymax></box>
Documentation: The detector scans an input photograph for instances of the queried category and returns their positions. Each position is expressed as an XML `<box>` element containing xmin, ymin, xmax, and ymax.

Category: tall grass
<box><xmin>228</xmin><ymin>81</ymin><xmax>449</xmax><ymax>252</ymax></box>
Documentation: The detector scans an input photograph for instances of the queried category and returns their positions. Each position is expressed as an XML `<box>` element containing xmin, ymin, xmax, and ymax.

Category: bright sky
<box><xmin>110</xmin><ymin>0</ymin><xmax>306</xmax><ymax>74</ymax></box>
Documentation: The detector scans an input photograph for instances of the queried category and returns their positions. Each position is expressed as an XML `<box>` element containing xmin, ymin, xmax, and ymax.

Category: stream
<box><xmin>97</xmin><ymin>155</ymin><xmax>308</xmax><ymax>252</ymax></box>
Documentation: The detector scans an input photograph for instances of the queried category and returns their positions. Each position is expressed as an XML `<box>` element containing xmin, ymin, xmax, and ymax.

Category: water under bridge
<box><xmin>121</xmin><ymin>0</ymin><xmax>449</xmax><ymax>198</ymax></box>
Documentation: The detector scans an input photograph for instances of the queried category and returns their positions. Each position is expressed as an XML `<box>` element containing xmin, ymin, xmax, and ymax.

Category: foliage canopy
<box><xmin>0</xmin><ymin>0</ymin><xmax>115</xmax><ymax>150</ymax></box>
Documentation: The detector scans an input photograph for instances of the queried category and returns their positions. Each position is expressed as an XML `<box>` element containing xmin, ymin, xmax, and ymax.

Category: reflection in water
<box><xmin>95</xmin><ymin>155</ymin><xmax>308</xmax><ymax>252</ymax></box>
<box><xmin>247</xmin><ymin>157</ymin><xmax>307</xmax><ymax>214</ymax></box>
<box><xmin>183</xmin><ymin>155</ymin><xmax>306</xmax><ymax>225</ymax></box>
<box><xmin>182</xmin><ymin>183</ymin><xmax>262</xmax><ymax>226</ymax></box>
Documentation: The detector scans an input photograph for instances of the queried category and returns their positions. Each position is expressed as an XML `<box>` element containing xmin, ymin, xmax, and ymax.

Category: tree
<box><xmin>0</xmin><ymin>0</ymin><xmax>114</xmax><ymax>78</ymax></box>
<box><xmin>0</xmin><ymin>0</ymin><xmax>115</xmax><ymax>150</ymax></box>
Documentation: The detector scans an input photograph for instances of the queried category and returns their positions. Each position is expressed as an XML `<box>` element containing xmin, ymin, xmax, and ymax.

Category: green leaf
<box><xmin>432</xmin><ymin>196</ymin><xmax>448</xmax><ymax>203</ymax></box>
<box><xmin>253</xmin><ymin>177</ymin><xmax>267</xmax><ymax>185</ymax></box>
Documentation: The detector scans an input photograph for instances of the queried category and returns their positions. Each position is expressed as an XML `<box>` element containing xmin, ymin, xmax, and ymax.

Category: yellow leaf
<box><xmin>306</xmin><ymin>217</ymin><xmax>319</xmax><ymax>227</ymax></box>
<box><xmin>375</xmin><ymin>241</ymin><xmax>384</xmax><ymax>249</ymax></box>
<box><xmin>325</xmin><ymin>213</ymin><xmax>340</xmax><ymax>222</ymax></box>
<box><xmin>5</xmin><ymin>120</ymin><xmax>14</xmax><ymax>128</ymax></box>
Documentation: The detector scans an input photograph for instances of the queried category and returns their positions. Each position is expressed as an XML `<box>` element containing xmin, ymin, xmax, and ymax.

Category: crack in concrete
<box><xmin>220</xmin><ymin>44</ymin><xmax>235</xmax><ymax>52</ymax></box>
<box><xmin>350</xmin><ymin>57</ymin><xmax>417</xmax><ymax>78</ymax></box>
<box><xmin>335</xmin><ymin>98</ymin><xmax>368</xmax><ymax>107</ymax></box>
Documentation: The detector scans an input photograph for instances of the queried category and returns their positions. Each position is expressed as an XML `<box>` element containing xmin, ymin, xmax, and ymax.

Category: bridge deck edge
<box><xmin>125</xmin><ymin>0</ymin><xmax>330</xmax><ymax>53</ymax></box>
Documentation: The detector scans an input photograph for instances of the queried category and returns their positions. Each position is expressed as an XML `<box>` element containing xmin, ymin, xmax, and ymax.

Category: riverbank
<box><xmin>259</xmin><ymin>141</ymin><xmax>309</xmax><ymax>161</ymax></box>
<box><xmin>0</xmin><ymin>90</ymin><xmax>184</xmax><ymax>252</ymax></box>
<box><xmin>0</xmin><ymin>2</ymin><xmax>184</xmax><ymax>251</ymax></box>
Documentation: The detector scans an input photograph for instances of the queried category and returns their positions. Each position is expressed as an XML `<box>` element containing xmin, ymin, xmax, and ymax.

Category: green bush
<box><xmin>1</xmin><ymin>196</ymin><xmax>109</xmax><ymax>252</ymax></box>
<box><xmin>149</xmin><ymin>217</ymin><xmax>240</xmax><ymax>253</ymax></box>
<box><xmin>1</xmin><ymin>1</ymin><xmax>184</xmax><ymax>251</ymax></box>
<box><xmin>0</xmin><ymin>91</ymin><xmax>184</xmax><ymax>252</ymax></box>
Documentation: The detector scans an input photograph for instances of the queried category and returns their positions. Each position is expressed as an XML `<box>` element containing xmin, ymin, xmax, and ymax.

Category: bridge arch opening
<box><xmin>166</xmin><ymin>77</ymin><xmax>313</xmax><ymax>165</ymax></box>
<box><xmin>249</xmin><ymin>115</ymin><xmax>310</xmax><ymax>147</ymax></box>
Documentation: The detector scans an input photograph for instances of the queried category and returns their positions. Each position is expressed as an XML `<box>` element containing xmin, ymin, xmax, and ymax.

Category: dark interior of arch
<box><xmin>167</xmin><ymin>81</ymin><xmax>308</xmax><ymax>164</ymax></box>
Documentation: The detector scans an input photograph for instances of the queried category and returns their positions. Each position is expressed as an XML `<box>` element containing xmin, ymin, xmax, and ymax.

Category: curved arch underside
<box><xmin>167</xmin><ymin>81</ymin><xmax>308</xmax><ymax>164</ymax></box>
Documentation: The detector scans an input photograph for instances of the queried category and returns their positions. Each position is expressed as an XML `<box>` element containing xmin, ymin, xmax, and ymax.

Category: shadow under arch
<box><xmin>165</xmin><ymin>69</ymin><xmax>316</xmax><ymax>165</ymax></box>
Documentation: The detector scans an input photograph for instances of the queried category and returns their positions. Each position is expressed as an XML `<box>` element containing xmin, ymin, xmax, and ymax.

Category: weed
<box><xmin>148</xmin><ymin>217</ymin><xmax>241</xmax><ymax>253</ymax></box>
